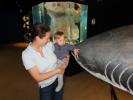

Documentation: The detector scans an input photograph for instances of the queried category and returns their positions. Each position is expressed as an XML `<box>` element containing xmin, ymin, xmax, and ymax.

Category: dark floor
<box><xmin>0</xmin><ymin>43</ymin><xmax>133</xmax><ymax>100</ymax></box>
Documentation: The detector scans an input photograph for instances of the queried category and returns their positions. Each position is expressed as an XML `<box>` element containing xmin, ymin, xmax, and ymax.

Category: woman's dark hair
<box><xmin>25</xmin><ymin>23</ymin><xmax>51</xmax><ymax>42</ymax></box>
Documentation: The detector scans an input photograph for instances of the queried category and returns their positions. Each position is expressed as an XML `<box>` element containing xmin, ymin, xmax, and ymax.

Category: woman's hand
<box><xmin>56</xmin><ymin>66</ymin><xmax>65</xmax><ymax>74</ymax></box>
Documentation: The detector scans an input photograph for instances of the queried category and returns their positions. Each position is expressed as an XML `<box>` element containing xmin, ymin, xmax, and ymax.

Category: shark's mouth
<box><xmin>74</xmin><ymin>25</ymin><xmax>133</xmax><ymax>95</ymax></box>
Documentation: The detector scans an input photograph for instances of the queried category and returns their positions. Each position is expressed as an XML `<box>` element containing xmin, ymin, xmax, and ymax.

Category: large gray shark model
<box><xmin>76</xmin><ymin>25</ymin><xmax>133</xmax><ymax>95</ymax></box>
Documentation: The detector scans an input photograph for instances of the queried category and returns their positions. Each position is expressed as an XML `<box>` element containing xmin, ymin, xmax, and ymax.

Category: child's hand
<box><xmin>74</xmin><ymin>48</ymin><xmax>80</xmax><ymax>61</ymax></box>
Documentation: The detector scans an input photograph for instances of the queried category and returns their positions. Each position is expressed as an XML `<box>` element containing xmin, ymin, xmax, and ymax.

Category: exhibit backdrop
<box><xmin>32</xmin><ymin>2</ymin><xmax>88</xmax><ymax>44</ymax></box>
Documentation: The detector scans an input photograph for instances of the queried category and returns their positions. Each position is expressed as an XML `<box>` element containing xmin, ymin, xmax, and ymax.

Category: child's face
<box><xmin>55</xmin><ymin>35</ymin><xmax>65</xmax><ymax>46</ymax></box>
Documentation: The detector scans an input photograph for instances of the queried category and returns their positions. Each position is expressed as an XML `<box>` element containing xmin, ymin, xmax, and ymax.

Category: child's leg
<box><xmin>55</xmin><ymin>74</ymin><xmax>64</xmax><ymax>92</ymax></box>
<box><xmin>55</xmin><ymin>59</ymin><xmax>65</xmax><ymax>92</ymax></box>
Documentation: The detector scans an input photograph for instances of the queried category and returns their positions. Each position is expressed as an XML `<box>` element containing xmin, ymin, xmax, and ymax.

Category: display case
<box><xmin>32</xmin><ymin>1</ymin><xmax>88</xmax><ymax>44</ymax></box>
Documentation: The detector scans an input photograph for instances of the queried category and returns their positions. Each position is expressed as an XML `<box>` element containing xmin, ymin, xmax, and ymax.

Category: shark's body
<box><xmin>76</xmin><ymin>25</ymin><xmax>133</xmax><ymax>95</ymax></box>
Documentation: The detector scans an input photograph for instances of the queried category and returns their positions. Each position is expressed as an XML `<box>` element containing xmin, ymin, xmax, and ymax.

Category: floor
<box><xmin>0</xmin><ymin>43</ymin><xmax>133</xmax><ymax>100</ymax></box>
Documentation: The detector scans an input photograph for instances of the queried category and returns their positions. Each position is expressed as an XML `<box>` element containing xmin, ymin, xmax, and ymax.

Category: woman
<box><xmin>22</xmin><ymin>24</ymin><xmax>67</xmax><ymax>100</ymax></box>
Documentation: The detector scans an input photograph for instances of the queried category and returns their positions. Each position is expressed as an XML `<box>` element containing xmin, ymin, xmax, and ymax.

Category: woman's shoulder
<box><xmin>22</xmin><ymin>44</ymin><xmax>34</xmax><ymax>57</ymax></box>
<box><xmin>45</xmin><ymin>41</ymin><xmax>55</xmax><ymax>51</ymax></box>
<box><xmin>46</xmin><ymin>41</ymin><xmax>54</xmax><ymax>46</ymax></box>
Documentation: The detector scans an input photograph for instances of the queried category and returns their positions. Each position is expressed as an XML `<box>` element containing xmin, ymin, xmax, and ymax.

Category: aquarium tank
<box><xmin>32</xmin><ymin>1</ymin><xmax>88</xmax><ymax>44</ymax></box>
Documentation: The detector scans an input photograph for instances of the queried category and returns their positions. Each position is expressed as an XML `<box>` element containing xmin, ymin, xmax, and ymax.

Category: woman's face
<box><xmin>36</xmin><ymin>32</ymin><xmax>51</xmax><ymax>46</ymax></box>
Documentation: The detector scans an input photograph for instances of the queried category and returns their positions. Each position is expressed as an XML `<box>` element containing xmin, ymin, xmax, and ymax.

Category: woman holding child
<box><xmin>22</xmin><ymin>23</ymin><xmax>79</xmax><ymax>100</ymax></box>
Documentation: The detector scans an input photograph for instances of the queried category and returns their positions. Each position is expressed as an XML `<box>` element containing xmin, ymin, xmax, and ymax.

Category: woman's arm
<box><xmin>27</xmin><ymin>66</ymin><xmax>65</xmax><ymax>82</ymax></box>
<box><xmin>22</xmin><ymin>51</ymin><xmax>64</xmax><ymax>82</ymax></box>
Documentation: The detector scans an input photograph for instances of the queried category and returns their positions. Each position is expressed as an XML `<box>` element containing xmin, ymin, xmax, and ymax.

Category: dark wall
<box><xmin>87</xmin><ymin>0</ymin><xmax>133</xmax><ymax>37</ymax></box>
<box><xmin>0</xmin><ymin>9</ymin><xmax>24</xmax><ymax>43</ymax></box>
<box><xmin>0</xmin><ymin>1</ymin><xmax>24</xmax><ymax>44</ymax></box>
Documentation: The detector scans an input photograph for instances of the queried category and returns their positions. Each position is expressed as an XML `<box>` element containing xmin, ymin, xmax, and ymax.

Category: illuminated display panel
<box><xmin>32</xmin><ymin>2</ymin><xmax>88</xmax><ymax>44</ymax></box>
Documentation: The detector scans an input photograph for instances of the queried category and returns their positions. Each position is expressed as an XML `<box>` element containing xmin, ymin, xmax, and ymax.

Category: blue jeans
<box><xmin>39</xmin><ymin>79</ymin><xmax>64</xmax><ymax>100</ymax></box>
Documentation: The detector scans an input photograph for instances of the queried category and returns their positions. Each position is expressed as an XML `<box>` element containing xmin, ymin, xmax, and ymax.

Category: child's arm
<box><xmin>67</xmin><ymin>44</ymin><xmax>80</xmax><ymax>61</ymax></box>
<box><xmin>73</xmin><ymin>48</ymin><xmax>80</xmax><ymax>61</ymax></box>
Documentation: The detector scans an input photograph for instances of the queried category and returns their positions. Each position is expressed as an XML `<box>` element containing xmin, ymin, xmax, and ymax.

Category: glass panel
<box><xmin>32</xmin><ymin>2</ymin><xmax>88</xmax><ymax>44</ymax></box>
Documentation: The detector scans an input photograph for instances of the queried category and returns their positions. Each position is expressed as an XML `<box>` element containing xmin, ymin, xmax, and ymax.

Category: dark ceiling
<box><xmin>1</xmin><ymin>0</ymin><xmax>88</xmax><ymax>11</ymax></box>
<box><xmin>0</xmin><ymin>0</ymin><xmax>132</xmax><ymax>14</ymax></box>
